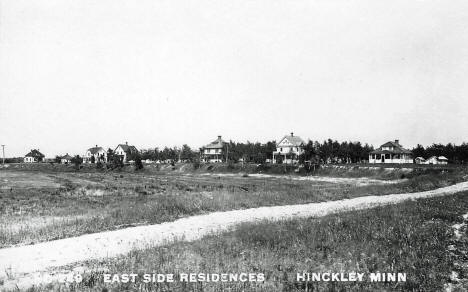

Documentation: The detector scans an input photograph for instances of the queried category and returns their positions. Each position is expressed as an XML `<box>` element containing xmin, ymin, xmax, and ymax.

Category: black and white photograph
<box><xmin>1</xmin><ymin>0</ymin><xmax>468</xmax><ymax>291</ymax></box>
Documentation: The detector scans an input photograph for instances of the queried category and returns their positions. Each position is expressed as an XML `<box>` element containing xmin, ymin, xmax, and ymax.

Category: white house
<box><xmin>202</xmin><ymin>136</ymin><xmax>226</xmax><ymax>163</ymax></box>
<box><xmin>369</xmin><ymin>140</ymin><xmax>413</xmax><ymax>164</ymax></box>
<box><xmin>272</xmin><ymin>133</ymin><xmax>305</xmax><ymax>164</ymax></box>
<box><xmin>114</xmin><ymin>142</ymin><xmax>138</xmax><ymax>163</ymax></box>
<box><xmin>425</xmin><ymin>156</ymin><xmax>448</xmax><ymax>165</ymax></box>
<box><xmin>414</xmin><ymin>157</ymin><xmax>426</xmax><ymax>164</ymax></box>
<box><xmin>60</xmin><ymin>154</ymin><xmax>73</xmax><ymax>164</ymax></box>
<box><xmin>24</xmin><ymin>149</ymin><xmax>45</xmax><ymax>163</ymax></box>
<box><xmin>85</xmin><ymin>145</ymin><xmax>107</xmax><ymax>163</ymax></box>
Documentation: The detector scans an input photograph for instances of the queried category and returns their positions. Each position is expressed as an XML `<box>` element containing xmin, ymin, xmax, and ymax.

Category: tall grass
<box><xmin>25</xmin><ymin>192</ymin><xmax>468</xmax><ymax>291</ymax></box>
<box><xmin>0</xmin><ymin>170</ymin><xmax>466</xmax><ymax>247</ymax></box>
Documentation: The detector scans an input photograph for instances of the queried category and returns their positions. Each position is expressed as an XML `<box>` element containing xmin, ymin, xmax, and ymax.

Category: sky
<box><xmin>1</xmin><ymin>0</ymin><xmax>468</xmax><ymax>157</ymax></box>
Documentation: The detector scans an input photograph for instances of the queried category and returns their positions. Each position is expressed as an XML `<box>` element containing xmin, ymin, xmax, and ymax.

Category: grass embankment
<box><xmin>31</xmin><ymin>192</ymin><xmax>468</xmax><ymax>291</ymax></box>
<box><xmin>0</xmin><ymin>170</ymin><xmax>466</xmax><ymax>248</ymax></box>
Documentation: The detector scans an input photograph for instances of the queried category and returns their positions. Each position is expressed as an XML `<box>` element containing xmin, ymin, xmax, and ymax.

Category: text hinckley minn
<box><xmin>296</xmin><ymin>272</ymin><xmax>407</xmax><ymax>282</ymax></box>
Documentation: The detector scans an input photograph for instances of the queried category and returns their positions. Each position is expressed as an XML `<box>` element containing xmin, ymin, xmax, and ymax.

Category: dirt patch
<box><xmin>0</xmin><ymin>172</ymin><xmax>61</xmax><ymax>189</ymax></box>
<box><xmin>199</xmin><ymin>172</ymin><xmax>406</xmax><ymax>186</ymax></box>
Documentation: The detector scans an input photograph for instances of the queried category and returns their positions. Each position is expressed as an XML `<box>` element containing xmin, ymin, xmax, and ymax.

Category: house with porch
<box><xmin>369</xmin><ymin>140</ymin><xmax>413</xmax><ymax>164</ymax></box>
<box><xmin>202</xmin><ymin>136</ymin><xmax>226</xmax><ymax>163</ymax></box>
<box><xmin>114</xmin><ymin>142</ymin><xmax>139</xmax><ymax>163</ymax></box>
<box><xmin>24</xmin><ymin>149</ymin><xmax>45</xmax><ymax>163</ymax></box>
<box><xmin>272</xmin><ymin>133</ymin><xmax>305</xmax><ymax>164</ymax></box>
<box><xmin>85</xmin><ymin>145</ymin><xmax>107</xmax><ymax>163</ymax></box>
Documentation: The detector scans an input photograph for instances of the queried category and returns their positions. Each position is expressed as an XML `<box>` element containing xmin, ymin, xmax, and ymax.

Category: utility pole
<box><xmin>225</xmin><ymin>143</ymin><xmax>229</xmax><ymax>163</ymax></box>
<box><xmin>1</xmin><ymin>145</ymin><xmax>5</xmax><ymax>167</ymax></box>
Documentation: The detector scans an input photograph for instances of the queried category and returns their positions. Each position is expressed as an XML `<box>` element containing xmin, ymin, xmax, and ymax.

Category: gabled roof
<box><xmin>87</xmin><ymin>146</ymin><xmax>105</xmax><ymax>154</ymax></box>
<box><xmin>278</xmin><ymin>134</ymin><xmax>305</xmax><ymax>147</ymax></box>
<box><xmin>204</xmin><ymin>136</ymin><xmax>226</xmax><ymax>149</ymax></box>
<box><xmin>115</xmin><ymin>144</ymin><xmax>138</xmax><ymax>154</ymax></box>
<box><xmin>370</xmin><ymin>140</ymin><xmax>412</xmax><ymax>154</ymax></box>
<box><xmin>61</xmin><ymin>154</ymin><xmax>73</xmax><ymax>160</ymax></box>
<box><xmin>428</xmin><ymin>156</ymin><xmax>448</xmax><ymax>161</ymax></box>
<box><xmin>25</xmin><ymin>149</ymin><xmax>45</xmax><ymax>158</ymax></box>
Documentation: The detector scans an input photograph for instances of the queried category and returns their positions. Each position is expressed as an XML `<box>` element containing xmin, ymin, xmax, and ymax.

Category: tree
<box><xmin>134</xmin><ymin>153</ymin><xmax>143</xmax><ymax>170</ymax></box>
<box><xmin>110</xmin><ymin>154</ymin><xmax>124</xmax><ymax>169</ymax></box>
<box><xmin>54</xmin><ymin>155</ymin><xmax>61</xmax><ymax>164</ymax></box>
<box><xmin>180</xmin><ymin>144</ymin><xmax>196</xmax><ymax>162</ymax></box>
<box><xmin>71</xmin><ymin>155</ymin><xmax>83</xmax><ymax>170</ymax></box>
<box><xmin>412</xmin><ymin>144</ymin><xmax>426</xmax><ymax>159</ymax></box>
<box><xmin>90</xmin><ymin>155</ymin><xmax>95</xmax><ymax>164</ymax></box>
<box><xmin>107</xmin><ymin>148</ymin><xmax>114</xmax><ymax>162</ymax></box>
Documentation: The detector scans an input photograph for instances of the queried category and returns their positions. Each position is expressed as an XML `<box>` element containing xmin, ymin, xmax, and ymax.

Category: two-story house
<box><xmin>369</xmin><ymin>140</ymin><xmax>413</xmax><ymax>164</ymax></box>
<box><xmin>202</xmin><ymin>136</ymin><xmax>226</xmax><ymax>163</ymax></box>
<box><xmin>272</xmin><ymin>133</ymin><xmax>305</xmax><ymax>164</ymax></box>
<box><xmin>85</xmin><ymin>145</ymin><xmax>107</xmax><ymax>163</ymax></box>
<box><xmin>114</xmin><ymin>142</ymin><xmax>139</xmax><ymax>163</ymax></box>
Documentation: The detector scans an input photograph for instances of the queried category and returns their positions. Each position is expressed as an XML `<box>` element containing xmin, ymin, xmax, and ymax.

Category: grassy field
<box><xmin>0</xmin><ymin>166</ymin><xmax>466</xmax><ymax>248</ymax></box>
<box><xmin>25</xmin><ymin>191</ymin><xmax>468</xmax><ymax>291</ymax></box>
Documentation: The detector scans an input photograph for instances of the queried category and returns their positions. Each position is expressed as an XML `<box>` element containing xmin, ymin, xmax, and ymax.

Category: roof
<box><xmin>87</xmin><ymin>146</ymin><xmax>105</xmax><ymax>154</ymax></box>
<box><xmin>278</xmin><ymin>134</ymin><xmax>305</xmax><ymax>147</ymax></box>
<box><xmin>370</xmin><ymin>140</ymin><xmax>412</xmax><ymax>154</ymax></box>
<box><xmin>427</xmin><ymin>156</ymin><xmax>448</xmax><ymax>161</ymax></box>
<box><xmin>61</xmin><ymin>154</ymin><xmax>73</xmax><ymax>160</ymax></box>
<box><xmin>115</xmin><ymin>144</ymin><xmax>138</xmax><ymax>154</ymax></box>
<box><xmin>24</xmin><ymin>149</ymin><xmax>45</xmax><ymax>158</ymax></box>
<box><xmin>204</xmin><ymin>136</ymin><xmax>226</xmax><ymax>149</ymax></box>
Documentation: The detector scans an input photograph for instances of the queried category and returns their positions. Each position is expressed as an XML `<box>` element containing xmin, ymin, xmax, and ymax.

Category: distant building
<box><xmin>24</xmin><ymin>149</ymin><xmax>45</xmax><ymax>163</ymax></box>
<box><xmin>60</xmin><ymin>153</ymin><xmax>73</xmax><ymax>164</ymax></box>
<box><xmin>202</xmin><ymin>136</ymin><xmax>226</xmax><ymax>163</ymax></box>
<box><xmin>425</xmin><ymin>156</ymin><xmax>448</xmax><ymax>165</ymax></box>
<box><xmin>85</xmin><ymin>145</ymin><xmax>107</xmax><ymax>163</ymax></box>
<box><xmin>272</xmin><ymin>132</ymin><xmax>305</xmax><ymax>164</ymax></box>
<box><xmin>414</xmin><ymin>157</ymin><xmax>426</xmax><ymax>164</ymax></box>
<box><xmin>369</xmin><ymin>140</ymin><xmax>413</xmax><ymax>164</ymax></box>
<box><xmin>114</xmin><ymin>142</ymin><xmax>139</xmax><ymax>163</ymax></box>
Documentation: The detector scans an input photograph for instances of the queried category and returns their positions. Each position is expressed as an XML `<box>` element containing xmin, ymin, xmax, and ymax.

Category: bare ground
<box><xmin>1</xmin><ymin>181</ymin><xmax>468</xmax><ymax>290</ymax></box>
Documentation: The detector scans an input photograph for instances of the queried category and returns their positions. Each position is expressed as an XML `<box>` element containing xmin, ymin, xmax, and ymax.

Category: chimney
<box><xmin>95</xmin><ymin>145</ymin><xmax>98</xmax><ymax>148</ymax></box>
<box><xmin>218</xmin><ymin>135</ymin><xmax>221</xmax><ymax>140</ymax></box>
<box><xmin>291</xmin><ymin>132</ymin><xmax>294</xmax><ymax>137</ymax></box>
<box><xmin>395</xmin><ymin>139</ymin><xmax>399</xmax><ymax>145</ymax></box>
<box><xmin>126</xmin><ymin>141</ymin><xmax>128</xmax><ymax>145</ymax></box>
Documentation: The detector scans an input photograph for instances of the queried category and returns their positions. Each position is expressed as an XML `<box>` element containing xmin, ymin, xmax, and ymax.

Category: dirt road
<box><xmin>1</xmin><ymin>181</ymin><xmax>468</xmax><ymax>288</ymax></box>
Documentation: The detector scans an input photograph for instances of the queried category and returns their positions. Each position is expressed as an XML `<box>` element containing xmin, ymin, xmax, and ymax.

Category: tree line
<box><xmin>9</xmin><ymin>140</ymin><xmax>468</xmax><ymax>166</ymax></box>
<box><xmin>411</xmin><ymin>143</ymin><xmax>468</xmax><ymax>164</ymax></box>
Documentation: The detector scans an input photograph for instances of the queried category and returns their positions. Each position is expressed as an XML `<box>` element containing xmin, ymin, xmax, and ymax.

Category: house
<box><xmin>425</xmin><ymin>156</ymin><xmax>448</xmax><ymax>165</ymax></box>
<box><xmin>85</xmin><ymin>145</ymin><xmax>107</xmax><ymax>163</ymax></box>
<box><xmin>272</xmin><ymin>132</ymin><xmax>305</xmax><ymax>164</ymax></box>
<box><xmin>60</xmin><ymin>154</ymin><xmax>73</xmax><ymax>164</ymax></box>
<box><xmin>114</xmin><ymin>142</ymin><xmax>139</xmax><ymax>163</ymax></box>
<box><xmin>23</xmin><ymin>149</ymin><xmax>45</xmax><ymax>163</ymax></box>
<box><xmin>202</xmin><ymin>136</ymin><xmax>226</xmax><ymax>163</ymax></box>
<box><xmin>369</xmin><ymin>140</ymin><xmax>413</xmax><ymax>164</ymax></box>
<box><xmin>414</xmin><ymin>157</ymin><xmax>426</xmax><ymax>164</ymax></box>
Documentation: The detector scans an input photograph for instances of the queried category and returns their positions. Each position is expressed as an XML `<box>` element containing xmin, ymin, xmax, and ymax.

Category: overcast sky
<box><xmin>1</xmin><ymin>0</ymin><xmax>468</xmax><ymax>157</ymax></box>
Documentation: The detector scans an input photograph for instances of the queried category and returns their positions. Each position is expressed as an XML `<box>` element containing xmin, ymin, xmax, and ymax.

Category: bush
<box><xmin>134</xmin><ymin>155</ymin><xmax>143</xmax><ymax>170</ymax></box>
